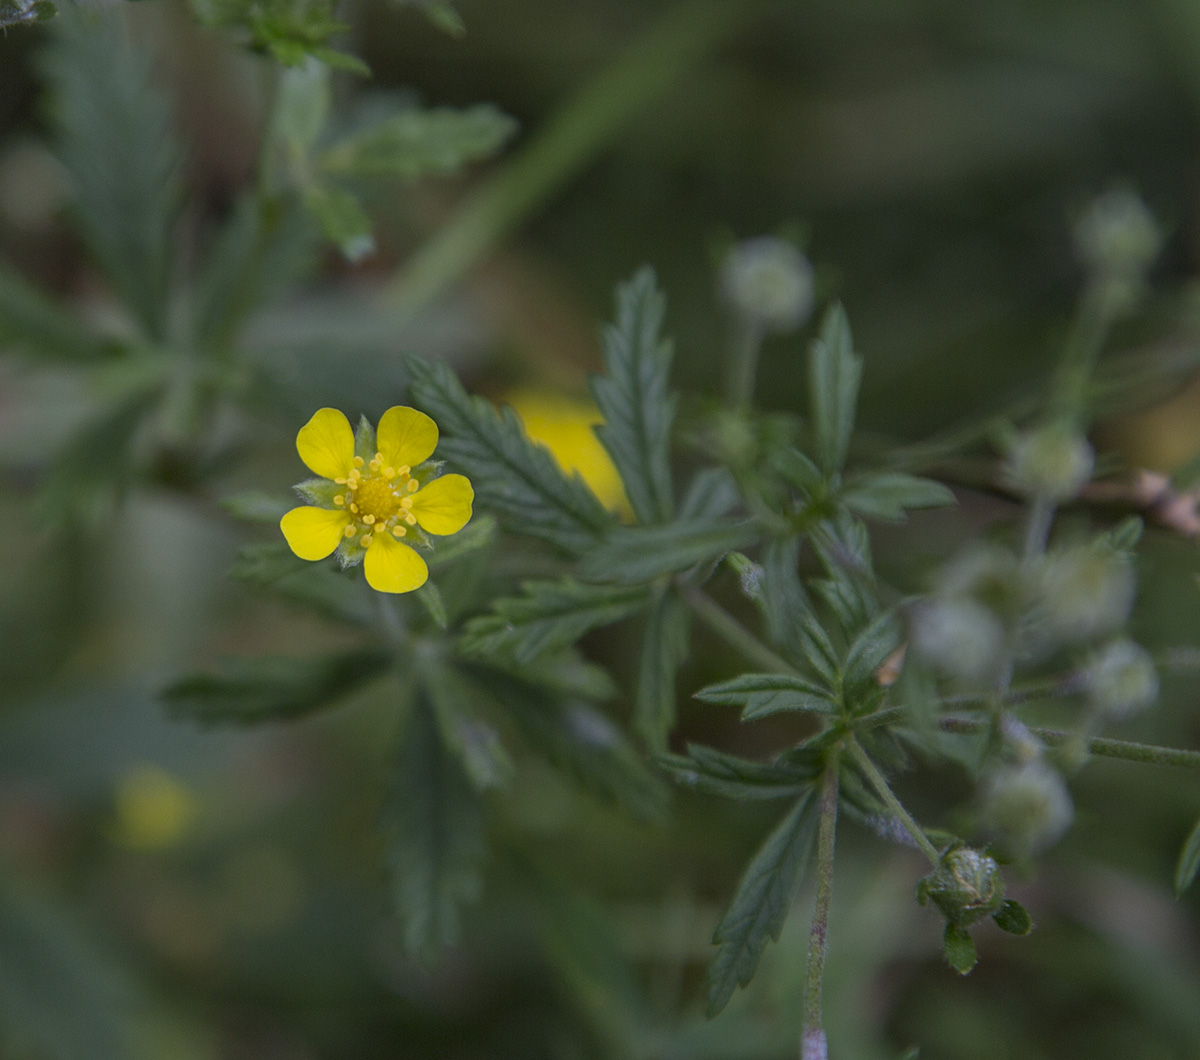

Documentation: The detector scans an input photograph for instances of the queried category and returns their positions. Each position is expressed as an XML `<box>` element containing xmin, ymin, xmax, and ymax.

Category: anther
<box><xmin>393</xmin><ymin>526</ymin><xmax>406</xmax><ymax>537</ymax></box>
<box><xmin>334</xmin><ymin>477</ymin><xmax>347</xmax><ymax>485</ymax></box>
<box><xmin>384</xmin><ymin>467</ymin><xmax>395</xmax><ymax>478</ymax></box>
<box><xmin>333</xmin><ymin>495</ymin><xmax>344</xmax><ymax>506</ymax></box>
<box><xmin>407</xmin><ymin>479</ymin><xmax>419</xmax><ymax>493</ymax></box>
<box><xmin>398</xmin><ymin>465</ymin><xmax>410</xmax><ymax>477</ymax></box>
<box><xmin>363</xmin><ymin>514</ymin><xmax>376</xmax><ymax>525</ymax></box>
<box><xmin>360</xmin><ymin>534</ymin><xmax>372</xmax><ymax>546</ymax></box>
<box><xmin>405</xmin><ymin>513</ymin><xmax>416</xmax><ymax>525</ymax></box>
<box><xmin>400</xmin><ymin>497</ymin><xmax>413</xmax><ymax>509</ymax></box>
<box><xmin>343</xmin><ymin>525</ymin><xmax>355</xmax><ymax>538</ymax></box>
<box><xmin>353</xmin><ymin>456</ymin><xmax>365</xmax><ymax>467</ymax></box>
<box><xmin>350</xmin><ymin>504</ymin><xmax>358</xmax><ymax>513</ymax></box>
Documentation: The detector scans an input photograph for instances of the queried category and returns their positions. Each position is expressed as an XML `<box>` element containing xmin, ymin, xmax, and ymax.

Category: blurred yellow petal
<box><xmin>281</xmin><ymin>506</ymin><xmax>351</xmax><ymax>560</ymax></box>
<box><xmin>296</xmin><ymin>407</ymin><xmax>355</xmax><ymax>480</ymax></box>
<box><xmin>378</xmin><ymin>405</ymin><xmax>438</xmax><ymax>469</ymax></box>
<box><xmin>364</xmin><ymin>532</ymin><xmax>429</xmax><ymax>593</ymax></box>
<box><xmin>410</xmin><ymin>474</ymin><xmax>474</xmax><ymax>536</ymax></box>
<box><xmin>112</xmin><ymin>765</ymin><xmax>196</xmax><ymax>850</ymax></box>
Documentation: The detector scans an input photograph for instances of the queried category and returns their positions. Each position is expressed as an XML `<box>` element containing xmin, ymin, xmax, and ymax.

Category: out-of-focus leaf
<box><xmin>221</xmin><ymin>491</ymin><xmax>291</xmax><ymax>523</ymax></box>
<box><xmin>389</xmin><ymin>0</ymin><xmax>464</xmax><ymax>36</ymax></box>
<box><xmin>0</xmin><ymin>0</ymin><xmax>55</xmax><ymax>28</ymax></box>
<box><xmin>0</xmin><ymin>262</ymin><xmax>111</xmax><ymax>362</ymax></box>
<box><xmin>657</xmin><ymin>744</ymin><xmax>817</xmax><ymax>801</ymax></box>
<box><xmin>0</xmin><ymin>877</ymin><xmax>146</xmax><ymax>1060</ymax></box>
<box><xmin>230</xmin><ymin>541</ymin><xmax>374</xmax><ymax>624</ymax></box>
<box><xmin>322</xmin><ymin>103</ymin><xmax>516</xmax><ymax>178</ymax></box>
<box><xmin>706</xmin><ymin>790</ymin><xmax>819</xmax><ymax>1015</ymax></box>
<box><xmin>760</xmin><ymin>536</ymin><xmax>810</xmax><ymax>658</ymax></box>
<box><xmin>840</xmin><ymin>472</ymin><xmax>955</xmax><ymax>522</ymax></box>
<box><xmin>406</xmin><ymin>354</ymin><xmax>613</xmax><ymax>553</ymax></box>
<box><xmin>461</xmin><ymin>578</ymin><xmax>649</xmax><ymax>663</ymax></box>
<box><xmin>163</xmin><ymin>649</ymin><xmax>392</xmax><ymax>725</ymax></box>
<box><xmin>808</xmin><ymin>304</ymin><xmax>861</xmax><ymax>475</ymax></box>
<box><xmin>427</xmin><ymin>514</ymin><xmax>496</xmax><ymax>569</ymax></box>
<box><xmin>421</xmin><ymin>664</ymin><xmax>513</xmax><ymax>791</ymax></box>
<box><xmin>635</xmin><ymin>587</ymin><xmax>689</xmax><ymax>749</ymax></box>
<box><xmin>387</xmin><ymin>693</ymin><xmax>487</xmax><ymax>960</ymax></box>
<box><xmin>476</xmin><ymin>649</ymin><xmax>618</xmax><ymax>703</ymax></box>
<box><xmin>189</xmin><ymin>0</ymin><xmax>368</xmax><ymax>73</ymax></box>
<box><xmin>40</xmin><ymin>6</ymin><xmax>182</xmax><ymax>340</ymax></box>
<box><xmin>843</xmin><ymin>610</ymin><xmax>903</xmax><ymax>698</ymax></box>
<box><xmin>695</xmin><ymin>672</ymin><xmax>836</xmax><ymax>721</ymax></box>
<box><xmin>1175</xmin><ymin>814</ymin><xmax>1200</xmax><ymax>897</ymax></box>
<box><xmin>679</xmin><ymin>466</ymin><xmax>740</xmax><ymax>520</ymax></box>
<box><xmin>304</xmin><ymin>184</ymin><xmax>375</xmax><ymax>262</ymax></box>
<box><xmin>589</xmin><ymin>267</ymin><xmax>676</xmax><ymax>525</ymax></box>
<box><xmin>579</xmin><ymin>519</ymin><xmax>759</xmax><ymax>584</ymax></box>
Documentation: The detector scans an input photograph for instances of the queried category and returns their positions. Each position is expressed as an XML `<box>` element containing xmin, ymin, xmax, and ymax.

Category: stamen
<box><xmin>393</xmin><ymin>526</ymin><xmax>406</xmax><ymax>537</ymax></box>
<box><xmin>407</xmin><ymin>479</ymin><xmax>419</xmax><ymax>493</ymax></box>
<box><xmin>333</xmin><ymin>495</ymin><xmax>345</xmax><ymax>506</ymax></box>
<box><xmin>384</xmin><ymin>467</ymin><xmax>395</xmax><ymax>479</ymax></box>
<box><xmin>363</xmin><ymin>514</ymin><xmax>375</xmax><ymax>525</ymax></box>
<box><xmin>405</xmin><ymin>513</ymin><xmax>417</xmax><ymax>525</ymax></box>
<box><xmin>398</xmin><ymin>465</ymin><xmax>410</xmax><ymax>477</ymax></box>
<box><xmin>400</xmin><ymin>497</ymin><xmax>413</xmax><ymax>510</ymax></box>
<box><xmin>353</xmin><ymin>456</ymin><xmax>365</xmax><ymax>468</ymax></box>
<box><xmin>360</xmin><ymin>534</ymin><xmax>373</xmax><ymax>546</ymax></box>
<box><xmin>350</xmin><ymin>503</ymin><xmax>358</xmax><ymax>513</ymax></box>
<box><xmin>334</xmin><ymin>477</ymin><xmax>347</xmax><ymax>485</ymax></box>
<box><xmin>343</xmin><ymin>525</ymin><xmax>355</xmax><ymax>538</ymax></box>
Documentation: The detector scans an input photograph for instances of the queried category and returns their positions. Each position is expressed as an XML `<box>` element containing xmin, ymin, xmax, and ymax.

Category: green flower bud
<box><xmin>1036</xmin><ymin>544</ymin><xmax>1134</xmax><ymax>643</ymax></box>
<box><xmin>980</xmin><ymin>761</ymin><xmax>1073</xmax><ymax>854</ymax></box>
<box><xmin>1075</xmin><ymin>187</ymin><xmax>1162</xmax><ymax>281</ymax></box>
<box><xmin>719</xmin><ymin>236</ymin><xmax>814</xmax><ymax>334</ymax></box>
<box><xmin>936</xmin><ymin>545</ymin><xmax>1023</xmax><ymax>618</ymax></box>
<box><xmin>1087</xmin><ymin>638</ymin><xmax>1159</xmax><ymax>718</ymax></box>
<box><xmin>911</xmin><ymin>597</ymin><xmax>1005</xmax><ymax>683</ymax></box>
<box><xmin>1005</xmin><ymin>423</ymin><xmax>1094</xmax><ymax>502</ymax></box>
<box><xmin>917</xmin><ymin>844</ymin><xmax>1006</xmax><ymax>927</ymax></box>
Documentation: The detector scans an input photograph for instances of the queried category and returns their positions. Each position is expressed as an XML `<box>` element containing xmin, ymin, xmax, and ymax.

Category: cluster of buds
<box><xmin>719</xmin><ymin>236</ymin><xmax>815</xmax><ymax>335</ymax></box>
<box><xmin>1004</xmin><ymin>421</ymin><xmax>1095</xmax><ymax>503</ymax></box>
<box><xmin>979</xmin><ymin>760</ymin><xmax>1074</xmax><ymax>856</ymax></box>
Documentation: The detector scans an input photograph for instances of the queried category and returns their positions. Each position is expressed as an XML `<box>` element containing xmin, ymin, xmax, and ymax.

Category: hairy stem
<box><xmin>680</xmin><ymin>586</ymin><xmax>801</xmax><ymax>676</ymax></box>
<box><xmin>801</xmin><ymin>759</ymin><xmax>840</xmax><ymax>1060</ymax></box>
<box><xmin>939</xmin><ymin>716</ymin><xmax>1200</xmax><ymax>770</ymax></box>
<box><xmin>848</xmin><ymin>738</ymin><xmax>942</xmax><ymax>865</ymax></box>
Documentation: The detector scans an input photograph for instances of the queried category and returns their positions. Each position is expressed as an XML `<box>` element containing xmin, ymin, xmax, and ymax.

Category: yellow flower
<box><xmin>280</xmin><ymin>406</ymin><xmax>473</xmax><ymax>593</ymax></box>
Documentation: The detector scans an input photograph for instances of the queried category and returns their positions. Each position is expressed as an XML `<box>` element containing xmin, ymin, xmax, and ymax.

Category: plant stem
<box><xmin>680</xmin><ymin>586</ymin><xmax>802</xmax><ymax>676</ymax></box>
<box><xmin>801</xmin><ymin>759</ymin><xmax>840</xmax><ymax>1060</ymax></box>
<box><xmin>376</xmin><ymin>591</ymin><xmax>407</xmax><ymax>649</ymax></box>
<box><xmin>1022</xmin><ymin>496</ymin><xmax>1056</xmax><ymax>567</ymax></box>
<box><xmin>727</xmin><ymin>318</ymin><xmax>766</xmax><ymax>413</ymax></box>
<box><xmin>938</xmin><ymin>716</ymin><xmax>1200</xmax><ymax>770</ymax></box>
<box><xmin>848</xmin><ymin>738</ymin><xmax>942</xmax><ymax>865</ymax></box>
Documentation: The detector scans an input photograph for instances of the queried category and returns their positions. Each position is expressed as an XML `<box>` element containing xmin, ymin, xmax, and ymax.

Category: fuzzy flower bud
<box><xmin>1036</xmin><ymin>544</ymin><xmax>1134</xmax><ymax>643</ymax></box>
<box><xmin>1005</xmin><ymin>423</ymin><xmax>1094</xmax><ymax>502</ymax></box>
<box><xmin>911</xmin><ymin>597</ymin><xmax>1006</xmax><ymax>683</ymax></box>
<box><xmin>719</xmin><ymin>236</ymin><xmax>815</xmax><ymax>334</ymax></box>
<box><xmin>917</xmin><ymin>845</ymin><xmax>1006</xmax><ymax>927</ymax></box>
<box><xmin>1075</xmin><ymin>187</ymin><xmax>1162</xmax><ymax>281</ymax></box>
<box><xmin>980</xmin><ymin>761</ymin><xmax>1074</xmax><ymax>855</ymax></box>
<box><xmin>1087</xmin><ymin>638</ymin><xmax>1159</xmax><ymax>718</ymax></box>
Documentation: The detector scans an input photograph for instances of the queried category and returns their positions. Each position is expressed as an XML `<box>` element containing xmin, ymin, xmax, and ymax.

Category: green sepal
<box><xmin>293</xmin><ymin>477</ymin><xmax>342</xmax><ymax>506</ymax></box>
<box><xmin>942</xmin><ymin>923</ymin><xmax>977</xmax><ymax>975</ymax></box>
<box><xmin>412</xmin><ymin>460</ymin><xmax>446</xmax><ymax>487</ymax></box>
<box><xmin>337</xmin><ymin>536</ymin><xmax>366</xmax><ymax>567</ymax></box>
<box><xmin>354</xmin><ymin>415</ymin><xmax>377</xmax><ymax>462</ymax></box>
<box><xmin>992</xmin><ymin>898</ymin><xmax>1033</xmax><ymax>935</ymax></box>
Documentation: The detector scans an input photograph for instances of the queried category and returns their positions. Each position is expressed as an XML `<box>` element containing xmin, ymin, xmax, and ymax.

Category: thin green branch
<box><xmin>679</xmin><ymin>586</ymin><xmax>802</xmax><ymax>677</ymax></box>
<box><xmin>801</xmin><ymin>758</ymin><xmax>839</xmax><ymax>1060</ymax></box>
<box><xmin>847</xmin><ymin>737</ymin><xmax>942</xmax><ymax>865</ymax></box>
<box><xmin>938</xmin><ymin>716</ymin><xmax>1200</xmax><ymax>771</ymax></box>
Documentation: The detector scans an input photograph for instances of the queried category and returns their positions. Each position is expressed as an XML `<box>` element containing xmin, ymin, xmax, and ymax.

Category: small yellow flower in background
<box><xmin>280</xmin><ymin>406</ymin><xmax>473</xmax><ymax>593</ymax></box>
<box><xmin>112</xmin><ymin>764</ymin><xmax>196</xmax><ymax>851</ymax></box>
<box><xmin>504</xmin><ymin>389</ymin><xmax>629</xmax><ymax>515</ymax></box>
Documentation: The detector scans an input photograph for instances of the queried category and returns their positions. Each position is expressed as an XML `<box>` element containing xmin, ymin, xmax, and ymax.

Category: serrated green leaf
<box><xmin>760</xmin><ymin>536</ymin><xmax>811</xmax><ymax>658</ymax></box>
<box><xmin>427</xmin><ymin>514</ymin><xmax>497</xmax><ymax>569</ymax></box>
<box><xmin>475</xmin><ymin>649</ymin><xmax>618</xmax><ymax>703</ymax></box>
<box><xmin>230</xmin><ymin>541</ymin><xmax>374</xmax><ymax>624</ymax></box>
<box><xmin>657</xmin><ymin>744</ymin><xmax>816</xmax><ymax>801</ymax></box>
<box><xmin>679</xmin><ymin>466</ymin><xmax>740</xmax><ymax>519</ymax></box>
<box><xmin>635</xmin><ymin>587</ymin><xmax>690</xmax><ymax>749</ymax></box>
<box><xmin>992</xmin><ymin>898</ymin><xmax>1033</xmax><ymax>935</ymax></box>
<box><xmin>420</xmin><ymin>664</ymin><xmax>513</xmax><ymax>791</ymax></box>
<box><xmin>843</xmin><ymin>610</ymin><xmax>903</xmax><ymax>697</ymax></box>
<box><xmin>706</xmin><ymin>790</ymin><xmax>819</xmax><ymax>1016</ymax></box>
<box><xmin>942</xmin><ymin>923</ymin><xmax>977</xmax><ymax>975</ymax></box>
<box><xmin>1175</xmin><ymin>814</ymin><xmax>1200</xmax><ymax>897</ymax></box>
<box><xmin>41</xmin><ymin>6</ymin><xmax>182</xmax><ymax>340</ymax></box>
<box><xmin>0</xmin><ymin>261</ymin><xmax>111</xmax><ymax>362</ymax></box>
<box><xmin>589</xmin><ymin>267</ymin><xmax>676</xmax><ymax>525</ymax></box>
<box><xmin>461</xmin><ymin>578</ymin><xmax>649</xmax><ymax>663</ymax></box>
<box><xmin>695</xmin><ymin>672</ymin><xmax>836</xmax><ymax>721</ymax></box>
<box><xmin>190</xmin><ymin>0</ymin><xmax>365</xmax><ymax>72</ymax></box>
<box><xmin>304</xmin><ymin>183</ymin><xmax>375</xmax><ymax>262</ymax></box>
<box><xmin>387</xmin><ymin>692</ymin><xmax>487</xmax><ymax>961</ymax></box>
<box><xmin>579</xmin><ymin>519</ymin><xmax>759</xmax><ymax>584</ymax></box>
<box><xmin>840</xmin><ymin>472</ymin><xmax>955</xmax><ymax>522</ymax></box>
<box><xmin>322</xmin><ymin>103</ymin><xmax>516</xmax><ymax>179</ymax></box>
<box><xmin>164</xmin><ymin>649</ymin><xmax>391</xmax><ymax>724</ymax></box>
<box><xmin>479</xmin><ymin>667</ymin><xmax>667</xmax><ymax>822</ymax></box>
<box><xmin>406</xmin><ymin>354</ymin><xmax>614</xmax><ymax>553</ymax></box>
<box><xmin>276</xmin><ymin>57</ymin><xmax>330</xmax><ymax>159</ymax></box>
<box><xmin>808</xmin><ymin>304</ymin><xmax>861</xmax><ymax>475</ymax></box>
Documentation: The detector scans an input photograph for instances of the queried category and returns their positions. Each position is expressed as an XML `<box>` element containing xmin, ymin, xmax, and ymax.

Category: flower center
<box><xmin>334</xmin><ymin>452</ymin><xmax>421</xmax><ymax>547</ymax></box>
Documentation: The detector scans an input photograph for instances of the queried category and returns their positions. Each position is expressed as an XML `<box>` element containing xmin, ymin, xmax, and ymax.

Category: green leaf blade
<box><xmin>636</xmin><ymin>588</ymin><xmax>690</xmax><ymax>750</ymax></box>
<box><xmin>1175</xmin><ymin>814</ymin><xmax>1200</xmax><ymax>897</ymax></box>
<box><xmin>841</xmin><ymin>472</ymin><xmax>955</xmax><ymax>522</ymax></box>
<box><xmin>808</xmin><ymin>304</ymin><xmax>862</xmax><ymax>475</ymax></box>
<box><xmin>579</xmin><ymin>519</ymin><xmax>760</xmax><ymax>584</ymax></box>
<box><xmin>589</xmin><ymin>267</ymin><xmax>677</xmax><ymax>525</ymax></box>
<box><xmin>695</xmin><ymin>673</ymin><xmax>836</xmax><ymax>721</ymax></box>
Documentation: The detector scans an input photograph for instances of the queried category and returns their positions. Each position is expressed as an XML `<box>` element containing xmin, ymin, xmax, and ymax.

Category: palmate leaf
<box><xmin>706</xmin><ymin>789</ymin><xmax>820</xmax><ymax>1016</ymax></box>
<box><xmin>461</xmin><ymin>578</ymin><xmax>650</xmax><ymax>663</ymax></box>
<box><xmin>387</xmin><ymin>693</ymin><xmax>487</xmax><ymax>961</ymax></box>
<box><xmin>636</xmin><ymin>587</ymin><xmax>690</xmax><ymax>749</ymax></box>
<box><xmin>40</xmin><ymin>7</ymin><xmax>182</xmax><ymax>341</ymax></box>
<box><xmin>589</xmin><ymin>267</ymin><xmax>676</xmax><ymax>525</ymax></box>
<box><xmin>579</xmin><ymin>519</ymin><xmax>760</xmax><ymax>584</ymax></box>
<box><xmin>406</xmin><ymin>355</ymin><xmax>614</xmax><ymax>554</ymax></box>
<box><xmin>163</xmin><ymin>649</ymin><xmax>392</xmax><ymax>725</ymax></box>
<box><xmin>695</xmin><ymin>673</ymin><xmax>836</xmax><ymax>721</ymax></box>
<box><xmin>808</xmin><ymin>304</ymin><xmax>862</xmax><ymax>475</ymax></box>
<box><xmin>322</xmin><ymin>104</ymin><xmax>517</xmax><ymax>179</ymax></box>
<box><xmin>657</xmin><ymin>744</ymin><xmax>817</xmax><ymax>801</ymax></box>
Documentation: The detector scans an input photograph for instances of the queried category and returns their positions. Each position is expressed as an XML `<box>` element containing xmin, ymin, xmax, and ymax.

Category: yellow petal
<box><xmin>281</xmin><ymin>506</ymin><xmax>351</xmax><ymax>560</ymax></box>
<box><xmin>363</xmin><ymin>532</ymin><xmax>429</xmax><ymax>593</ymax></box>
<box><xmin>377</xmin><ymin>405</ymin><xmax>438</xmax><ymax>469</ymax></box>
<box><xmin>297</xmin><ymin>408</ymin><xmax>355</xmax><ymax>480</ymax></box>
<box><xmin>410</xmin><ymin>474</ymin><xmax>474</xmax><ymax>536</ymax></box>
